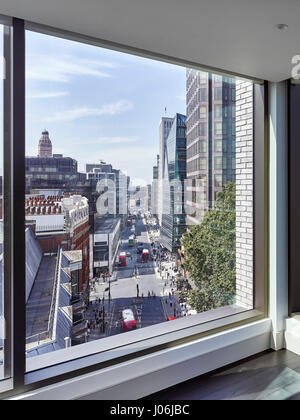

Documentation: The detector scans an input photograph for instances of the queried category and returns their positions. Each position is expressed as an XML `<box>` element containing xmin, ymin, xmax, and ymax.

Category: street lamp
<box><xmin>102</xmin><ymin>286</ymin><xmax>109</xmax><ymax>333</ymax></box>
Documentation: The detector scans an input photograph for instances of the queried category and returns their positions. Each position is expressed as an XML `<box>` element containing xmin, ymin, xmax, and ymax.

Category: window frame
<box><xmin>0</xmin><ymin>16</ymin><xmax>268</xmax><ymax>398</ymax></box>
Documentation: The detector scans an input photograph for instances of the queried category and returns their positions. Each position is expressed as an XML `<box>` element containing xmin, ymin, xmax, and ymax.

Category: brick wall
<box><xmin>71</xmin><ymin>221</ymin><xmax>90</xmax><ymax>294</ymax></box>
<box><xmin>235</xmin><ymin>80</ymin><xmax>254</xmax><ymax>309</ymax></box>
<box><xmin>37</xmin><ymin>233</ymin><xmax>68</xmax><ymax>253</ymax></box>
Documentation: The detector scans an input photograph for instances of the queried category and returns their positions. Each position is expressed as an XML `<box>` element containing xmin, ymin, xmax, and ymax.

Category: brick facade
<box><xmin>70</xmin><ymin>221</ymin><xmax>90</xmax><ymax>294</ymax></box>
<box><xmin>235</xmin><ymin>80</ymin><xmax>254</xmax><ymax>309</ymax></box>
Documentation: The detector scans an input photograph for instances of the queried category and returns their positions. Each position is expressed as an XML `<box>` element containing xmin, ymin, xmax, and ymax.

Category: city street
<box><xmin>87</xmin><ymin>217</ymin><xmax>181</xmax><ymax>340</ymax></box>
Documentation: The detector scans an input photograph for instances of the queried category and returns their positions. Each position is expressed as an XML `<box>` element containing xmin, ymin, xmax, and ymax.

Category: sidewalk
<box><xmin>161</xmin><ymin>293</ymin><xmax>182</xmax><ymax>319</ymax></box>
<box><xmin>85</xmin><ymin>298</ymin><xmax>115</xmax><ymax>341</ymax></box>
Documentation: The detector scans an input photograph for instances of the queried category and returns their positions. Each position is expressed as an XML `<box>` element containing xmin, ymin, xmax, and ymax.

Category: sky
<box><xmin>25</xmin><ymin>30</ymin><xmax>186</xmax><ymax>185</ymax></box>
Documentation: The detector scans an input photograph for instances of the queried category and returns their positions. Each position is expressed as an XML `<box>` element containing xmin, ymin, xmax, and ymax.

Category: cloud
<box><xmin>27</xmin><ymin>91</ymin><xmax>70</xmax><ymax>99</ymax></box>
<box><xmin>129</xmin><ymin>177</ymin><xmax>150</xmax><ymax>187</ymax></box>
<box><xmin>89</xmin><ymin>145</ymin><xmax>154</xmax><ymax>169</ymax></box>
<box><xmin>26</xmin><ymin>54</ymin><xmax>117</xmax><ymax>83</ymax></box>
<box><xmin>176</xmin><ymin>93</ymin><xmax>186</xmax><ymax>101</ymax></box>
<box><xmin>95</xmin><ymin>137</ymin><xmax>138</xmax><ymax>145</ymax></box>
<box><xmin>44</xmin><ymin>100</ymin><xmax>133</xmax><ymax>123</ymax></box>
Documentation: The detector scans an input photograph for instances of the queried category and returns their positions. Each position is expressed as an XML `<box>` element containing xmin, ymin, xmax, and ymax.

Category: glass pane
<box><xmin>25</xmin><ymin>29</ymin><xmax>255</xmax><ymax>368</ymax></box>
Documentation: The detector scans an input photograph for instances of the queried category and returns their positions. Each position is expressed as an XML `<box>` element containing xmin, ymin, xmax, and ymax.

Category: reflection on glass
<box><xmin>24</xmin><ymin>30</ymin><xmax>254</xmax><ymax>363</ymax></box>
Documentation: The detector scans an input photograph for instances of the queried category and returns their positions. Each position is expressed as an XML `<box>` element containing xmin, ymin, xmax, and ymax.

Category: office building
<box><xmin>93</xmin><ymin>216</ymin><xmax>121</xmax><ymax>276</ymax></box>
<box><xmin>158</xmin><ymin>117</ymin><xmax>173</xmax><ymax>226</ymax></box>
<box><xmin>160</xmin><ymin>113</ymin><xmax>187</xmax><ymax>252</ymax></box>
<box><xmin>26</xmin><ymin>130</ymin><xmax>87</xmax><ymax>193</ymax></box>
<box><xmin>185</xmin><ymin>70</ymin><xmax>236</xmax><ymax>226</ymax></box>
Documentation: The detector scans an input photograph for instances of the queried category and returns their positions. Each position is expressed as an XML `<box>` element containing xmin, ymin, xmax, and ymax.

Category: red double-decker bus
<box><xmin>119</xmin><ymin>252</ymin><xmax>127</xmax><ymax>266</ymax></box>
<box><xmin>141</xmin><ymin>249</ymin><xmax>150</xmax><ymax>263</ymax></box>
<box><xmin>122</xmin><ymin>309</ymin><xmax>137</xmax><ymax>332</ymax></box>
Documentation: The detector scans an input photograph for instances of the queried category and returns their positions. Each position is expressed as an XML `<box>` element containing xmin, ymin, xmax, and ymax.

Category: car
<box><xmin>126</xmin><ymin>252</ymin><xmax>131</xmax><ymax>257</ymax></box>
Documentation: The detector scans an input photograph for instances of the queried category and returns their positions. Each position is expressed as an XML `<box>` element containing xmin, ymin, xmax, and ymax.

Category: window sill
<box><xmin>14</xmin><ymin>318</ymin><xmax>271</xmax><ymax>400</ymax></box>
<box><xmin>25</xmin><ymin>305</ymin><xmax>262</xmax><ymax>385</ymax></box>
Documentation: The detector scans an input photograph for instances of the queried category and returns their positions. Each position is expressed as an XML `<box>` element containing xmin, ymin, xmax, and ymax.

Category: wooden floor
<box><xmin>144</xmin><ymin>350</ymin><xmax>300</xmax><ymax>400</ymax></box>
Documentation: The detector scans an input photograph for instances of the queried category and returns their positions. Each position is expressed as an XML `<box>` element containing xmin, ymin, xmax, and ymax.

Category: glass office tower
<box><xmin>186</xmin><ymin>70</ymin><xmax>236</xmax><ymax>226</ymax></box>
<box><xmin>161</xmin><ymin>113</ymin><xmax>187</xmax><ymax>253</ymax></box>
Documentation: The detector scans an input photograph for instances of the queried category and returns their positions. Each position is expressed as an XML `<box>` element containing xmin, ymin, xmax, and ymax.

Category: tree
<box><xmin>182</xmin><ymin>182</ymin><xmax>236</xmax><ymax>312</ymax></box>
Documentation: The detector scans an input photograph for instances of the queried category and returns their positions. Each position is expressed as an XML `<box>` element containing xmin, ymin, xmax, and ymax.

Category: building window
<box><xmin>215</xmin><ymin>122</ymin><xmax>222</xmax><ymax>136</ymax></box>
<box><xmin>199</xmin><ymin>106</ymin><xmax>207</xmax><ymax>119</ymax></box>
<box><xmin>214</xmin><ymin>139</ymin><xmax>222</xmax><ymax>153</ymax></box>
<box><xmin>215</xmin><ymin>174</ymin><xmax>222</xmax><ymax>187</ymax></box>
<box><xmin>214</xmin><ymin>104</ymin><xmax>222</xmax><ymax>118</ymax></box>
<box><xmin>199</xmin><ymin>88</ymin><xmax>207</xmax><ymax>102</ymax></box>
<box><xmin>199</xmin><ymin>71</ymin><xmax>208</xmax><ymax>85</ymax></box>
<box><xmin>199</xmin><ymin>158</ymin><xmax>207</xmax><ymax>170</ymax></box>
<box><xmin>199</xmin><ymin>123</ymin><xmax>207</xmax><ymax>137</ymax></box>
<box><xmin>199</xmin><ymin>140</ymin><xmax>207</xmax><ymax>153</ymax></box>
<box><xmin>214</xmin><ymin>87</ymin><xmax>223</xmax><ymax>101</ymax></box>
<box><xmin>214</xmin><ymin>74</ymin><xmax>223</xmax><ymax>83</ymax></box>
<box><xmin>214</xmin><ymin>157</ymin><xmax>222</xmax><ymax>170</ymax></box>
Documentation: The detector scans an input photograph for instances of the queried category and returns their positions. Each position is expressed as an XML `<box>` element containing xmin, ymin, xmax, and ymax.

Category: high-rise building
<box><xmin>185</xmin><ymin>70</ymin><xmax>236</xmax><ymax>226</ymax></box>
<box><xmin>38</xmin><ymin>129</ymin><xmax>53</xmax><ymax>157</ymax></box>
<box><xmin>160</xmin><ymin>114</ymin><xmax>187</xmax><ymax>253</ymax></box>
<box><xmin>86</xmin><ymin>163</ymin><xmax>129</xmax><ymax>220</ymax></box>
<box><xmin>151</xmin><ymin>155</ymin><xmax>159</xmax><ymax>216</ymax></box>
<box><xmin>153</xmin><ymin>155</ymin><xmax>159</xmax><ymax>180</ymax></box>
<box><xmin>85</xmin><ymin>162</ymin><xmax>113</xmax><ymax>174</ymax></box>
<box><xmin>158</xmin><ymin>117</ymin><xmax>173</xmax><ymax>226</ymax></box>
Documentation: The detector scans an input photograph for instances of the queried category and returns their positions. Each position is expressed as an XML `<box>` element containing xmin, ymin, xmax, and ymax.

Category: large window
<box><xmin>21</xmin><ymin>29</ymin><xmax>263</xmax><ymax>375</ymax></box>
<box><xmin>0</xmin><ymin>16</ymin><xmax>267</xmax><ymax>396</ymax></box>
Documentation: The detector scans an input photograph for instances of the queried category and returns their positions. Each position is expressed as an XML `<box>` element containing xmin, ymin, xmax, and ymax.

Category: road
<box><xmin>87</xmin><ymin>218</ymin><xmax>169</xmax><ymax>339</ymax></box>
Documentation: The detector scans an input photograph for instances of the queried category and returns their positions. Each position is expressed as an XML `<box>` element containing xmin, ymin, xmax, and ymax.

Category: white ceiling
<box><xmin>0</xmin><ymin>0</ymin><xmax>299</xmax><ymax>82</ymax></box>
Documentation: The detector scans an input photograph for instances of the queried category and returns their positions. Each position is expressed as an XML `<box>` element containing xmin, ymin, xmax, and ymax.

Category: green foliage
<box><xmin>182</xmin><ymin>182</ymin><xmax>236</xmax><ymax>312</ymax></box>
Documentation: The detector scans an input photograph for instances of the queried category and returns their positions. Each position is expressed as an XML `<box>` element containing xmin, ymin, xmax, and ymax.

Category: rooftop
<box><xmin>63</xmin><ymin>250</ymin><xmax>82</xmax><ymax>263</ymax></box>
<box><xmin>26</xmin><ymin>255</ymin><xmax>57</xmax><ymax>339</ymax></box>
<box><xmin>94</xmin><ymin>216</ymin><xmax>121</xmax><ymax>234</ymax></box>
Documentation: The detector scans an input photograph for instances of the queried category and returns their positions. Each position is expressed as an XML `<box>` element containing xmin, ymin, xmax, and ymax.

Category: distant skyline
<box><xmin>25</xmin><ymin>31</ymin><xmax>186</xmax><ymax>185</ymax></box>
